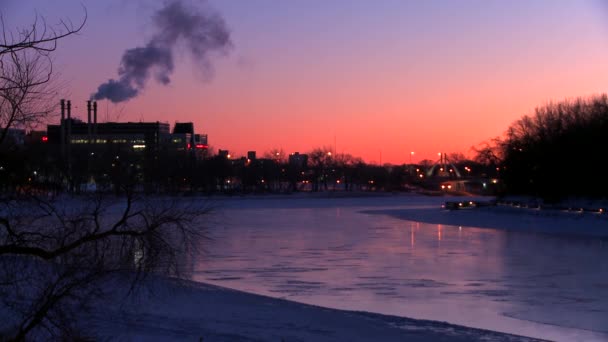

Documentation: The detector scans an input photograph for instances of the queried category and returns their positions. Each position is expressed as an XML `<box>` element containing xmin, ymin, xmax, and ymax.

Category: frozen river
<box><xmin>192</xmin><ymin>195</ymin><xmax>608</xmax><ymax>342</ymax></box>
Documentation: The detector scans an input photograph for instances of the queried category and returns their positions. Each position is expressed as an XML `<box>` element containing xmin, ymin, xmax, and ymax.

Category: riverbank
<box><xmin>87</xmin><ymin>276</ymin><xmax>545</xmax><ymax>341</ymax></box>
<box><xmin>365</xmin><ymin>196</ymin><xmax>608</xmax><ymax>238</ymax></box>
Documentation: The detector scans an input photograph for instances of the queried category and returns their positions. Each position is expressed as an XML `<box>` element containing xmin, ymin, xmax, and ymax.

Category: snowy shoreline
<box><xmin>214</xmin><ymin>192</ymin><xmax>608</xmax><ymax>238</ymax></box>
<box><xmin>91</xmin><ymin>276</ymin><xmax>547</xmax><ymax>341</ymax></box>
<box><xmin>365</xmin><ymin>200</ymin><xmax>608</xmax><ymax>238</ymax></box>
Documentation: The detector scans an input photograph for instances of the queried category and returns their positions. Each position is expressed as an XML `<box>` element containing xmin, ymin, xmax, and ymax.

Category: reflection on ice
<box><xmin>192</xmin><ymin>196</ymin><xmax>608</xmax><ymax>342</ymax></box>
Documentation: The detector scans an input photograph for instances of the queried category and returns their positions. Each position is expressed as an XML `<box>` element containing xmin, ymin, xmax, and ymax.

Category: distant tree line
<box><xmin>480</xmin><ymin>94</ymin><xmax>608</xmax><ymax>201</ymax></box>
<box><xmin>0</xmin><ymin>143</ymin><xmax>445</xmax><ymax>195</ymax></box>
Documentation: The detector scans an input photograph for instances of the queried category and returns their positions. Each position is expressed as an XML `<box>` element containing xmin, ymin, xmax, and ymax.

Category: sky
<box><xmin>3</xmin><ymin>0</ymin><xmax>608</xmax><ymax>164</ymax></box>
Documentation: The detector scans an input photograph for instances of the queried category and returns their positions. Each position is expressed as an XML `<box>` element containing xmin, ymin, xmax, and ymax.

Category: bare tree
<box><xmin>472</xmin><ymin>140</ymin><xmax>502</xmax><ymax>167</ymax></box>
<box><xmin>0</xmin><ymin>10</ymin><xmax>215</xmax><ymax>340</ymax></box>
<box><xmin>446</xmin><ymin>152</ymin><xmax>467</xmax><ymax>164</ymax></box>
<box><xmin>331</xmin><ymin>153</ymin><xmax>357</xmax><ymax>191</ymax></box>
<box><xmin>0</xmin><ymin>191</ymin><xmax>210</xmax><ymax>340</ymax></box>
<box><xmin>497</xmin><ymin>94</ymin><xmax>608</xmax><ymax>199</ymax></box>
<box><xmin>264</xmin><ymin>148</ymin><xmax>286</xmax><ymax>163</ymax></box>
<box><xmin>308</xmin><ymin>147</ymin><xmax>334</xmax><ymax>192</ymax></box>
<box><xmin>0</xmin><ymin>51</ymin><xmax>55</xmax><ymax>147</ymax></box>
<box><xmin>0</xmin><ymin>10</ymin><xmax>86</xmax><ymax>145</ymax></box>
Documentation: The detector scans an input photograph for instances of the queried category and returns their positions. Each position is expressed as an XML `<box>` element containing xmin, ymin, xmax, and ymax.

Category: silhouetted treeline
<box><xmin>492</xmin><ymin>94</ymin><xmax>608</xmax><ymax>201</ymax></box>
<box><xmin>1</xmin><ymin>143</ymin><xmax>439</xmax><ymax>195</ymax></box>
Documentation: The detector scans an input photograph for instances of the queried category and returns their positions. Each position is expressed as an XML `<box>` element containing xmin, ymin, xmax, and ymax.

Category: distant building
<box><xmin>194</xmin><ymin>134</ymin><xmax>208</xmax><ymax>147</ymax></box>
<box><xmin>46</xmin><ymin>100</ymin><xmax>208</xmax><ymax>154</ymax></box>
<box><xmin>26</xmin><ymin>130</ymin><xmax>48</xmax><ymax>145</ymax></box>
<box><xmin>247</xmin><ymin>151</ymin><xmax>256</xmax><ymax>160</ymax></box>
<box><xmin>289</xmin><ymin>152</ymin><xmax>308</xmax><ymax>168</ymax></box>
<box><xmin>173</xmin><ymin>122</ymin><xmax>194</xmax><ymax>135</ymax></box>
<box><xmin>48</xmin><ymin>119</ymin><xmax>169</xmax><ymax>151</ymax></box>
<box><xmin>172</xmin><ymin>122</ymin><xmax>194</xmax><ymax>147</ymax></box>
<box><xmin>168</xmin><ymin>122</ymin><xmax>208</xmax><ymax>154</ymax></box>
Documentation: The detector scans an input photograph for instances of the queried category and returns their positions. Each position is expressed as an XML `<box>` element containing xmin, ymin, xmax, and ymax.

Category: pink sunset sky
<box><xmin>4</xmin><ymin>0</ymin><xmax>608</xmax><ymax>164</ymax></box>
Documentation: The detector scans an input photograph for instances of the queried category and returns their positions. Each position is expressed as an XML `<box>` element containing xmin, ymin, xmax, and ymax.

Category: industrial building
<box><xmin>38</xmin><ymin>99</ymin><xmax>212</xmax><ymax>191</ymax></box>
<box><xmin>46</xmin><ymin>100</ymin><xmax>208</xmax><ymax>154</ymax></box>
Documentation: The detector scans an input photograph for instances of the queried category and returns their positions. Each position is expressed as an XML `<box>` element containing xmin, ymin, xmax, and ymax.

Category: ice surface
<box><xmin>3</xmin><ymin>194</ymin><xmax>607</xmax><ymax>341</ymax></box>
<box><xmin>193</xmin><ymin>194</ymin><xmax>608</xmax><ymax>342</ymax></box>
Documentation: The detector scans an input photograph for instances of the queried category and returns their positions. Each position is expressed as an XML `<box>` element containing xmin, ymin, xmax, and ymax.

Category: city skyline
<box><xmin>4</xmin><ymin>0</ymin><xmax>608</xmax><ymax>163</ymax></box>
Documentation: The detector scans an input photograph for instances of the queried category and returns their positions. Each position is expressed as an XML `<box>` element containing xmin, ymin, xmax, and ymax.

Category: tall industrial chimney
<box><xmin>66</xmin><ymin>100</ymin><xmax>72</xmax><ymax>148</ymax></box>
<box><xmin>66</xmin><ymin>100</ymin><xmax>72</xmax><ymax>180</ymax></box>
<box><xmin>87</xmin><ymin>100</ymin><xmax>92</xmax><ymax>144</ymax></box>
<box><xmin>60</xmin><ymin>99</ymin><xmax>65</xmax><ymax>123</ymax></box>
<box><xmin>93</xmin><ymin>101</ymin><xmax>98</xmax><ymax>142</ymax></box>
<box><xmin>60</xmin><ymin>99</ymin><xmax>65</xmax><ymax>156</ymax></box>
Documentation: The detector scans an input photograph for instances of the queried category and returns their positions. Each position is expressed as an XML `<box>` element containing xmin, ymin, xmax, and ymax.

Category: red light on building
<box><xmin>41</xmin><ymin>136</ymin><xmax>48</xmax><ymax>142</ymax></box>
<box><xmin>187</xmin><ymin>143</ymin><xmax>191</xmax><ymax>149</ymax></box>
<box><xmin>195</xmin><ymin>144</ymin><xmax>208</xmax><ymax>149</ymax></box>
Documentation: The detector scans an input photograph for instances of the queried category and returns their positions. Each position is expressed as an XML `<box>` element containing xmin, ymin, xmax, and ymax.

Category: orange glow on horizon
<box><xmin>23</xmin><ymin>1</ymin><xmax>608</xmax><ymax>164</ymax></box>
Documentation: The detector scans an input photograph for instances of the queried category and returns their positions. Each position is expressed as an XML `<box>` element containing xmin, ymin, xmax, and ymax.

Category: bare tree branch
<box><xmin>0</xmin><ymin>8</ymin><xmax>86</xmax><ymax>56</ymax></box>
<box><xmin>0</xmin><ymin>192</ymin><xmax>211</xmax><ymax>340</ymax></box>
<box><xmin>0</xmin><ymin>8</ymin><xmax>86</xmax><ymax>145</ymax></box>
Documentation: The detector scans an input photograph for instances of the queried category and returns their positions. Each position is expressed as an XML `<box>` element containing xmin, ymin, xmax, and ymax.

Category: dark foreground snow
<box><xmin>86</xmin><ymin>277</ymin><xmax>546</xmax><ymax>342</ymax></box>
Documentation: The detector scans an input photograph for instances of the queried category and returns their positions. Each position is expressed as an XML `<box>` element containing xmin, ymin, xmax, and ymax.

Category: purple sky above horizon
<box><xmin>4</xmin><ymin>0</ymin><xmax>608</xmax><ymax>163</ymax></box>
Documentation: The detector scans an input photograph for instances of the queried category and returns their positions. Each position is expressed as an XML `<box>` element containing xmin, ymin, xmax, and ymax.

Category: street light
<box><xmin>410</xmin><ymin>151</ymin><xmax>414</xmax><ymax>164</ymax></box>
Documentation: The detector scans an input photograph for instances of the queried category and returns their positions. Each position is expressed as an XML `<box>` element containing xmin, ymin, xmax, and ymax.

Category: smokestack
<box><xmin>87</xmin><ymin>100</ymin><xmax>92</xmax><ymax>144</ymax></box>
<box><xmin>60</xmin><ymin>99</ymin><xmax>65</xmax><ymax>122</ymax></box>
<box><xmin>66</xmin><ymin>100</ymin><xmax>72</xmax><ymax>178</ymax></box>
<box><xmin>93</xmin><ymin>101</ymin><xmax>98</xmax><ymax>143</ymax></box>
<box><xmin>60</xmin><ymin>99</ymin><xmax>65</xmax><ymax>156</ymax></box>
<box><xmin>67</xmin><ymin>100</ymin><xmax>72</xmax><ymax>147</ymax></box>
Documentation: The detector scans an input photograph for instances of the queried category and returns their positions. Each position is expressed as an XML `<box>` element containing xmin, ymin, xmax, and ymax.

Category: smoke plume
<box><xmin>92</xmin><ymin>0</ymin><xmax>231</xmax><ymax>103</ymax></box>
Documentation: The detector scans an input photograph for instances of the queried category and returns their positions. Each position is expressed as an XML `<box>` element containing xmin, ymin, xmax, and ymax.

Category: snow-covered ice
<box><xmin>4</xmin><ymin>193</ymin><xmax>608</xmax><ymax>341</ymax></box>
<box><xmin>87</xmin><ymin>275</ymin><xmax>544</xmax><ymax>341</ymax></box>
<box><xmin>190</xmin><ymin>194</ymin><xmax>608</xmax><ymax>342</ymax></box>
